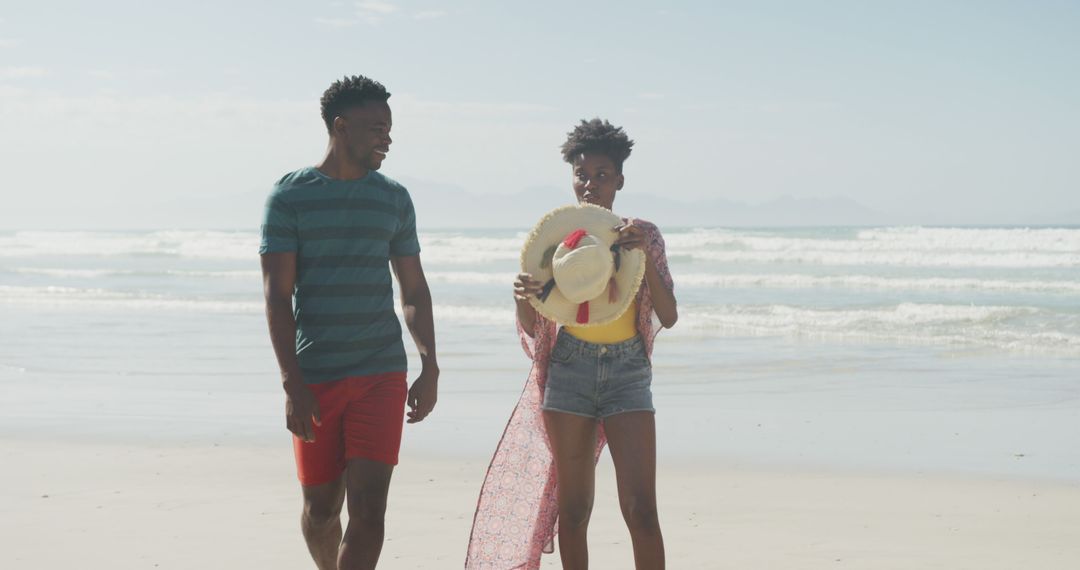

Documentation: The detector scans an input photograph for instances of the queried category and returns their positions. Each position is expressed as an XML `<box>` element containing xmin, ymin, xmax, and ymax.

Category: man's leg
<box><xmin>336</xmin><ymin>372</ymin><xmax>408</xmax><ymax>569</ymax></box>
<box><xmin>293</xmin><ymin>379</ymin><xmax>349</xmax><ymax>569</ymax></box>
<box><xmin>337</xmin><ymin>458</ymin><xmax>395</xmax><ymax>570</ymax></box>
<box><xmin>301</xmin><ymin>475</ymin><xmax>347</xmax><ymax>570</ymax></box>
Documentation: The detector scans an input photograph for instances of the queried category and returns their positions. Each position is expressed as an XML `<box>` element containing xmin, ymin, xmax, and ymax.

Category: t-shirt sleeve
<box><xmin>259</xmin><ymin>190</ymin><xmax>298</xmax><ymax>254</ymax></box>
<box><xmin>389</xmin><ymin>190</ymin><xmax>421</xmax><ymax>257</ymax></box>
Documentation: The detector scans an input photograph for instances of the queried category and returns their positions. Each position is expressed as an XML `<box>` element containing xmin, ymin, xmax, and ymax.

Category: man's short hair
<box><xmin>560</xmin><ymin>118</ymin><xmax>635</xmax><ymax>172</ymax></box>
<box><xmin>320</xmin><ymin>75</ymin><xmax>391</xmax><ymax>132</ymax></box>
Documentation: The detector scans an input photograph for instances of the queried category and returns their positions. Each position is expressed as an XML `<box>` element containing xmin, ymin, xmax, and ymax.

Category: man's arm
<box><xmin>390</xmin><ymin>255</ymin><xmax>439</xmax><ymax>423</ymax></box>
<box><xmin>261</xmin><ymin>252</ymin><xmax>321</xmax><ymax>442</ymax></box>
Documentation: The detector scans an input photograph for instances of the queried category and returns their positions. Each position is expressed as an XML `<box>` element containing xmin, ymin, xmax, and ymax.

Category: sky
<box><xmin>1</xmin><ymin>0</ymin><xmax>1078</xmax><ymax>229</ymax></box>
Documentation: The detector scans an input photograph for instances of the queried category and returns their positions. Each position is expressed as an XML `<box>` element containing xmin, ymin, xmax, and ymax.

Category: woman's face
<box><xmin>571</xmin><ymin>152</ymin><xmax>623</xmax><ymax>210</ymax></box>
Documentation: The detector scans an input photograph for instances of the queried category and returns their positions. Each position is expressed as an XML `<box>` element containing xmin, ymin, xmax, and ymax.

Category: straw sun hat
<box><xmin>520</xmin><ymin>204</ymin><xmax>646</xmax><ymax>327</ymax></box>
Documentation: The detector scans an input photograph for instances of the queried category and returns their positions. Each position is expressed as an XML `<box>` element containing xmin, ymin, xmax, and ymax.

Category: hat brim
<box><xmin>520</xmin><ymin>204</ymin><xmax>646</xmax><ymax>327</ymax></box>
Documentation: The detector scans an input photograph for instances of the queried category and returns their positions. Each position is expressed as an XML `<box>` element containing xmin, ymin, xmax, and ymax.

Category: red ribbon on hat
<box><xmin>576</xmin><ymin>302</ymin><xmax>589</xmax><ymax>324</ymax></box>
<box><xmin>562</xmin><ymin>229</ymin><xmax>587</xmax><ymax>249</ymax></box>
<box><xmin>561</xmin><ymin>229</ymin><xmax>591</xmax><ymax>324</ymax></box>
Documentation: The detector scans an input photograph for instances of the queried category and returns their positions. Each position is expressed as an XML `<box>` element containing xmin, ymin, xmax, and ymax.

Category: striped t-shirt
<box><xmin>259</xmin><ymin>166</ymin><xmax>421</xmax><ymax>384</ymax></box>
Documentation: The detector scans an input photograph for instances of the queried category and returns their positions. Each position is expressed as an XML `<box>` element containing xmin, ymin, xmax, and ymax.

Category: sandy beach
<box><xmin>4</xmin><ymin>439</ymin><xmax>1078</xmax><ymax>569</ymax></box>
<box><xmin>3</xmin><ymin>227</ymin><xmax>1080</xmax><ymax>568</ymax></box>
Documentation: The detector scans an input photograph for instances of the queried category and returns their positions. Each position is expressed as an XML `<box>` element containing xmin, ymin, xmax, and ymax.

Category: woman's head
<box><xmin>560</xmin><ymin>119</ymin><xmax>635</xmax><ymax>209</ymax></box>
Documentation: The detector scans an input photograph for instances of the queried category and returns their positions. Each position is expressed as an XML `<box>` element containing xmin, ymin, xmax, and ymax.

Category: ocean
<box><xmin>1</xmin><ymin>226</ymin><xmax>1078</xmax><ymax>480</ymax></box>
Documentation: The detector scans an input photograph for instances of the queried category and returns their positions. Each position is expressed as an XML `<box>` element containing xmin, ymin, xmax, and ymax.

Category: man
<box><xmin>259</xmin><ymin>75</ymin><xmax>438</xmax><ymax>570</ymax></box>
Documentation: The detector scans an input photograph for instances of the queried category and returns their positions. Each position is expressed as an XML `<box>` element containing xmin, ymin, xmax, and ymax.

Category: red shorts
<box><xmin>293</xmin><ymin>371</ymin><xmax>408</xmax><ymax>487</ymax></box>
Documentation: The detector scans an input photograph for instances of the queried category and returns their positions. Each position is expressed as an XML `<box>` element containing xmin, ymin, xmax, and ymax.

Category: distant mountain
<box><xmin>613</xmin><ymin>192</ymin><xmax>894</xmax><ymax>228</ymax></box>
<box><xmin>1035</xmin><ymin>209</ymin><xmax>1080</xmax><ymax>226</ymax></box>
<box><xmin>148</xmin><ymin>176</ymin><xmax>1070</xmax><ymax>231</ymax></box>
<box><xmin>399</xmin><ymin>177</ymin><xmax>895</xmax><ymax>228</ymax></box>
<box><xmin>396</xmin><ymin>178</ymin><xmax>567</xmax><ymax>229</ymax></box>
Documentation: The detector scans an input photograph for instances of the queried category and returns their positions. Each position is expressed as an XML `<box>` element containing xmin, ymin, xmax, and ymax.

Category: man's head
<box><xmin>560</xmin><ymin>119</ymin><xmax>635</xmax><ymax>209</ymax></box>
<box><xmin>320</xmin><ymin>75</ymin><xmax>393</xmax><ymax>171</ymax></box>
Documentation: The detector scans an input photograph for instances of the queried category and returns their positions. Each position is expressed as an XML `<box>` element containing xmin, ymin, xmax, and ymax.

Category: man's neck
<box><xmin>315</xmin><ymin>145</ymin><xmax>369</xmax><ymax>181</ymax></box>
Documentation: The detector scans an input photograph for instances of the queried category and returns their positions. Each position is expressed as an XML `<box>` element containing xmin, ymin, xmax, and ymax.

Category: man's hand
<box><xmin>406</xmin><ymin>367</ymin><xmax>439</xmax><ymax>423</ymax></box>
<box><xmin>285</xmin><ymin>383</ymin><xmax>322</xmax><ymax>442</ymax></box>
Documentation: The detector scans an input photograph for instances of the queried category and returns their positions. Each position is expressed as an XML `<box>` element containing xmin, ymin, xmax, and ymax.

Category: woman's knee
<box><xmin>620</xmin><ymin>495</ymin><xmax>660</xmax><ymax>534</ymax></box>
<box><xmin>559</xmin><ymin>498</ymin><xmax>594</xmax><ymax>530</ymax></box>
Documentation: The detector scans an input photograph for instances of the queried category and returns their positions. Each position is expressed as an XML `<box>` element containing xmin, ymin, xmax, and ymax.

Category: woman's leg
<box><xmin>543</xmin><ymin>410</ymin><xmax>599</xmax><ymax>570</ymax></box>
<box><xmin>605</xmin><ymin>411</ymin><xmax>664</xmax><ymax>569</ymax></box>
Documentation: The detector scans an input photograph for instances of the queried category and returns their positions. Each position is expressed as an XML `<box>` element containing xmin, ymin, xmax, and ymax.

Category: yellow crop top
<box><xmin>564</xmin><ymin>300</ymin><xmax>638</xmax><ymax>344</ymax></box>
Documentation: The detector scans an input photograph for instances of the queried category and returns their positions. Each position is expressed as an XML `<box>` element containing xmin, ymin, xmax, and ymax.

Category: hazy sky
<box><xmin>1</xmin><ymin>0</ymin><xmax>1078</xmax><ymax>229</ymax></box>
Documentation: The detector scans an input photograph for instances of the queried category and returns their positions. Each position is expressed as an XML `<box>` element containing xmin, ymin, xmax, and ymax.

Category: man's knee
<box><xmin>343</xmin><ymin>459</ymin><xmax>394</xmax><ymax>533</ymax></box>
<box><xmin>346</xmin><ymin>489</ymin><xmax>389</xmax><ymax>526</ymax></box>
<box><xmin>303</xmin><ymin>497</ymin><xmax>343</xmax><ymax>528</ymax></box>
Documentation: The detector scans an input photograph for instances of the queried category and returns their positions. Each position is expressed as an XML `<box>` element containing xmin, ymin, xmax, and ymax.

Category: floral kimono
<box><xmin>465</xmin><ymin>219</ymin><xmax>674</xmax><ymax>569</ymax></box>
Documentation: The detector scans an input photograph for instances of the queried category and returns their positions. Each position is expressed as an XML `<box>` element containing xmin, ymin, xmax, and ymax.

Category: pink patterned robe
<box><xmin>465</xmin><ymin>219</ymin><xmax>674</xmax><ymax>569</ymax></box>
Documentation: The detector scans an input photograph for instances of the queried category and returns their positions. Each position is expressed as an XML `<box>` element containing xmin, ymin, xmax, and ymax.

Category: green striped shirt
<box><xmin>259</xmin><ymin>167</ymin><xmax>421</xmax><ymax>384</ymax></box>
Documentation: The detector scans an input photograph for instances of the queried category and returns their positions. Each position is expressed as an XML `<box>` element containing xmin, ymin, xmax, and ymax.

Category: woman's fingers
<box><xmin>514</xmin><ymin>272</ymin><xmax>544</xmax><ymax>299</ymax></box>
<box><xmin>613</xmin><ymin>222</ymin><xmax>645</xmax><ymax>250</ymax></box>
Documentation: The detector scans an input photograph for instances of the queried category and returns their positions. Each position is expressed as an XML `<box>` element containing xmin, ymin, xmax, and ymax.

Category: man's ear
<box><xmin>616</xmin><ymin>174</ymin><xmax>625</xmax><ymax>191</ymax></box>
<box><xmin>333</xmin><ymin>115</ymin><xmax>348</xmax><ymax>138</ymax></box>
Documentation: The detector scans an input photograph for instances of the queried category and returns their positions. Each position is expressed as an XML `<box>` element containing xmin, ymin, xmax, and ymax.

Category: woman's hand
<box><xmin>513</xmin><ymin>272</ymin><xmax>544</xmax><ymax>301</ymax></box>
<box><xmin>514</xmin><ymin>272</ymin><xmax>542</xmax><ymax>336</ymax></box>
<box><xmin>613</xmin><ymin>220</ymin><xmax>648</xmax><ymax>252</ymax></box>
<box><xmin>617</xmin><ymin>220</ymin><xmax>679</xmax><ymax>328</ymax></box>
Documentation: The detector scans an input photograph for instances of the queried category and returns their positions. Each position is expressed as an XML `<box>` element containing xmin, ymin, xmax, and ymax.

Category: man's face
<box><xmin>571</xmin><ymin>152</ymin><xmax>623</xmax><ymax>210</ymax></box>
<box><xmin>336</xmin><ymin>101</ymin><xmax>393</xmax><ymax>171</ymax></box>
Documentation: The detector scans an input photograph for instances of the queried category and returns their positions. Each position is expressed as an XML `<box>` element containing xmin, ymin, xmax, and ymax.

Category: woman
<box><xmin>466</xmin><ymin>119</ymin><xmax>677</xmax><ymax>569</ymax></box>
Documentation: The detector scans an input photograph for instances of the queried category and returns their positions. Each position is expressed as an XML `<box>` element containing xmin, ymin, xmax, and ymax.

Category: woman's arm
<box><xmin>643</xmin><ymin>250</ymin><xmax>678</xmax><ymax>328</ymax></box>
<box><xmin>513</xmin><ymin>272</ymin><xmax>542</xmax><ymax>337</ymax></box>
<box><xmin>615</xmin><ymin>220</ymin><xmax>678</xmax><ymax>328</ymax></box>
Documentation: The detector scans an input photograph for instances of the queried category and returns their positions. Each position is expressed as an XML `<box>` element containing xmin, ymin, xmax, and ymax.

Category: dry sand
<box><xmin>3</xmin><ymin>439</ymin><xmax>1079</xmax><ymax>569</ymax></box>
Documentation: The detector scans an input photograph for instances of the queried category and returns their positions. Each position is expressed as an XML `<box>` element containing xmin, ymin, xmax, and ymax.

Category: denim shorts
<box><xmin>542</xmin><ymin>329</ymin><xmax>654</xmax><ymax>419</ymax></box>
